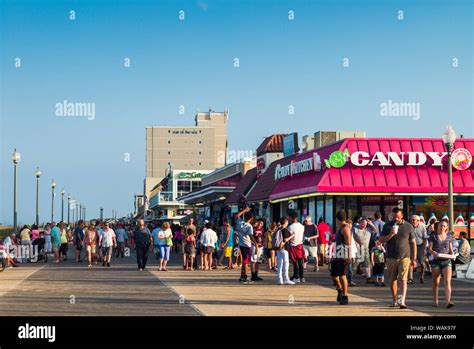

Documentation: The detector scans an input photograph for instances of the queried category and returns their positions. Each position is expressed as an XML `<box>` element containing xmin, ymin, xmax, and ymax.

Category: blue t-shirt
<box><xmin>74</xmin><ymin>226</ymin><xmax>85</xmax><ymax>242</ymax></box>
<box><xmin>152</xmin><ymin>228</ymin><xmax>162</xmax><ymax>245</ymax></box>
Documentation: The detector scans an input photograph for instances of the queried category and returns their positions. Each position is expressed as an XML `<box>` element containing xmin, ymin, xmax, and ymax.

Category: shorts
<box><xmin>386</xmin><ymin>257</ymin><xmax>410</xmax><ymax>283</ymax></box>
<box><xmin>224</xmin><ymin>246</ymin><xmax>233</xmax><ymax>258</ymax></box>
<box><xmin>373</xmin><ymin>263</ymin><xmax>385</xmax><ymax>277</ymax></box>
<box><xmin>117</xmin><ymin>241</ymin><xmax>125</xmax><ymax>249</ymax></box>
<box><xmin>318</xmin><ymin>243</ymin><xmax>327</xmax><ymax>256</ymax></box>
<box><xmin>416</xmin><ymin>244</ymin><xmax>426</xmax><ymax>267</ymax></box>
<box><xmin>264</xmin><ymin>248</ymin><xmax>274</xmax><ymax>259</ymax></box>
<box><xmin>76</xmin><ymin>243</ymin><xmax>83</xmax><ymax>251</ymax></box>
<box><xmin>60</xmin><ymin>243</ymin><xmax>68</xmax><ymax>255</ymax></box>
<box><xmin>86</xmin><ymin>245</ymin><xmax>97</xmax><ymax>254</ymax></box>
<box><xmin>303</xmin><ymin>245</ymin><xmax>318</xmax><ymax>258</ymax></box>
<box><xmin>251</xmin><ymin>245</ymin><xmax>263</xmax><ymax>263</ymax></box>
<box><xmin>239</xmin><ymin>246</ymin><xmax>251</xmax><ymax>265</ymax></box>
<box><xmin>203</xmin><ymin>246</ymin><xmax>215</xmax><ymax>254</ymax></box>
<box><xmin>330</xmin><ymin>259</ymin><xmax>348</xmax><ymax>277</ymax></box>
<box><xmin>52</xmin><ymin>244</ymin><xmax>60</xmax><ymax>253</ymax></box>
<box><xmin>431</xmin><ymin>259</ymin><xmax>452</xmax><ymax>270</ymax></box>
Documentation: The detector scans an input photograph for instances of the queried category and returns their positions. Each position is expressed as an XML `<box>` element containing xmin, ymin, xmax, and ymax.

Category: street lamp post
<box><xmin>67</xmin><ymin>195</ymin><xmax>71</xmax><ymax>223</ymax></box>
<box><xmin>71</xmin><ymin>198</ymin><xmax>75</xmax><ymax>225</ymax></box>
<box><xmin>79</xmin><ymin>203</ymin><xmax>82</xmax><ymax>221</ymax></box>
<box><xmin>35</xmin><ymin>167</ymin><xmax>42</xmax><ymax>227</ymax></box>
<box><xmin>12</xmin><ymin>149</ymin><xmax>20</xmax><ymax>234</ymax></box>
<box><xmin>442</xmin><ymin>125</ymin><xmax>456</xmax><ymax>233</ymax></box>
<box><xmin>61</xmin><ymin>188</ymin><xmax>65</xmax><ymax>222</ymax></box>
<box><xmin>51</xmin><ymin>179</ymin><xmax>56</xmax><ymax>222</ymax></box>
<box><xmin>100</xmin><ymin>207</ymin><xmax>103</xmax><ymax>221</ymax></box>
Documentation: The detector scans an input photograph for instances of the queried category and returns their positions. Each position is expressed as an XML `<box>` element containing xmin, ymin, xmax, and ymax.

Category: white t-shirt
<box><xmin>201</xmin><ymin>229</ymin><xmax>218</xmax><ymax>247</ymax></box>
<box><xmin>102</xmin><ymin>229</ymin><xmax>116</xmax><ymax>247</ymax></box>
<box><xmin>289</xmin><ymin>222</ymin><xmax>305</xmax><ymax>246</ymax></box>
<box><xmin>157</xmin><ymin>229</ymin><xmax>172</xmax><ymax>246</ymax></box>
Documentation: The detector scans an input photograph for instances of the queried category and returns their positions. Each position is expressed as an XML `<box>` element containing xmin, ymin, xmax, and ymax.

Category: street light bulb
<box><xmin>442</xmin><ymin>125</ymin><xmax>456</xmax><ymax>145</ymax></box>
<box><xmin>51</xmin><ymin>180</ymin><xmax>56</xmax><ymax>189</ymax></box>
<box><xmin>35</xmin><ymin>167</ymin><xmax>42</xmax><ymax>178</ymax></box>
<box><xmin>12</xmin><ymin>149</ymin><xmax>20</xmax><ymax>164</ymax></box>
<box><xmin>61</xmin><ymin>188</ymin><xmax>65</xmax><ymax>195</ymax></box>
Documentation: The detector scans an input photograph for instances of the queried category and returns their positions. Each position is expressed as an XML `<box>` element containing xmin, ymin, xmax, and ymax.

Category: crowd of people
<box><xmin>1</xmin><ymin>207</ymin><xmax>471</xmax><ymax>310</ymax></box>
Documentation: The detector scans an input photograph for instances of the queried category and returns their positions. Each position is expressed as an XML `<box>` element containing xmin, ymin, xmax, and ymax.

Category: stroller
<box><xmin>32</xmin><ymin>237</ymin><xmax>48</xmax><ymax>263</ymax></box>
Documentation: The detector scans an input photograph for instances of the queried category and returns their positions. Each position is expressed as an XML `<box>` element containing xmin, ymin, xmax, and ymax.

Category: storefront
<box><xmin>269</xmin><ymin>137</ymin><xmax>474</xmax><ymax>240</ymax></box>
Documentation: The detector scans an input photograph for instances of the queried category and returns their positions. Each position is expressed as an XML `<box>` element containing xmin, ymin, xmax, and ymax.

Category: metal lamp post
<box><xmin>67</xmin><ymin>195</ymin><xmax>71</xmax><ymax>223</ymax></box>
<box><xmin>100</xmin><ymin>207</ymin><xmax>103</xmax><ymax>221</ymax></box>
<box><xmin>61</xmin><ymin>188</ymin><xmax>65</xmax><ymax>222</ymax></box>
<box><xmin>35</xmin><ymin>167</ymin><xmax>42</xmax><ymax>227</ymax></box>
<box><xmin>51</xmin><ymin>179</ymin><xmax>56</xmax><ymax>222</ymax></box>
<box><xmin>12</xmin><ymin>149</ymin><xmax>20</xmax><ymax>234</ymax></box>
<box><xmin>442</xmin><ymin>125</ymin><xmax>456</xmax><ymax>232</ymax></box>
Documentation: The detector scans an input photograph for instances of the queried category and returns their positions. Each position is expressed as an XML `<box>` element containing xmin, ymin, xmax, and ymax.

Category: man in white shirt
<box><xmin>288</xmin><ymin>211</ymin><xmax>306</xmax><ymax>283</ymax></box>
<box><xmin>201</xmin><ymin>222</ymin><xmax>218</xmax><ymax>271</ymax></box>
<box><xmin>99</xmin><ymin>222</ymin><xmax>116</xmax><ymax>267</ymax></box>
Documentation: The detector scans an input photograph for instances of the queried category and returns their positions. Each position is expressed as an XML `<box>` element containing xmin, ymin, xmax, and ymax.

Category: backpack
<box><xmin>272</xmin><ymin>229</ymin><xmax>284</xmax><ymax>250</ymax></box>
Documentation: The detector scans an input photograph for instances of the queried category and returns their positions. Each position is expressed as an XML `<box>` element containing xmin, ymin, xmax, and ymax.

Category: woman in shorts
<box><xmin>428</xmin><ymin>220</ymin><xmax>454</xmax><ymax>308</ymax></box>
<box><xmin>83</xmin><ymin>224</ymin><xmax>98</xmax><ymax>268</ymax></box>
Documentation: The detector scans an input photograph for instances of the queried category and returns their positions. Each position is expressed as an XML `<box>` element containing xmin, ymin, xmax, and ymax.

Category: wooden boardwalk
<box><xmin>1</xmin><ymin>247</ymin><xmax>473</xmax><ymax>316</ymax></box>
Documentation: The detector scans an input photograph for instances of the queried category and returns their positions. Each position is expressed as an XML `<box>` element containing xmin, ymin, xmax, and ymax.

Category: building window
<box><xmin>168</xmin><ymin>151</ymin><xmax>171</xmax><ymax>155</ymax></box>
<box><xmin>168</xmin><ymin>140</ymin><xmax>171</xmax><ymax>144</ymax></box>
<box><xmin>199</xmin><ymin>162</ymin><xmax>202</xmax><ymax>166</ymax></box>
<box><xmin>177</xmin><ymin>180</ymin><xmax>191</xmax><ymax>193</ymax></box>
<box><xmin>199</xmin><ymin>141</ymin><xmax>202</xmax><ymax>144</ymax></box>
<box><xmin>199</xmin><ymin>151</ymin><xmax>202</xmax><ymax>155</ymax></box>
<box><xmin>168</xmin><ymin>130</ymin><xmax>170</xmax><ymax>133</ymax></box>
<box><xmin>191</xmin><ymin>181</ymin><xmax>202</xmax><ymax>191</ymax></box>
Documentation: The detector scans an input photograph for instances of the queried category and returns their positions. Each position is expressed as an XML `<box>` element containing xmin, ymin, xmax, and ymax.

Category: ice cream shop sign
<box><xmin>275</xmin><ymin>153</ymin><xmax>322</xmax><ymax>180</ymax></box>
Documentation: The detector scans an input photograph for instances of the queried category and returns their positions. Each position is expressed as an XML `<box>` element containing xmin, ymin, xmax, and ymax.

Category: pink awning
<box><xmin>270</xmin><ymin>138</ymin><xmax>474</xmax><ymax>200</ymax></box>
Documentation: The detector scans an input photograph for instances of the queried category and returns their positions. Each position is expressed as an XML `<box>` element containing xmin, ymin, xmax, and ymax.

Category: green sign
<box><xmin>178</xmin><ymin>172</ymin><xmax>205</xmax><ymax>179</ymax></box>
<box><xmin>325</xmin><ymin>149</ymin><xmax>350</xmax><ymax>168</ymax></box>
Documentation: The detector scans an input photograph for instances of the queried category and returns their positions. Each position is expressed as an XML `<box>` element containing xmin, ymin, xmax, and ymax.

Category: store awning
<box><xmin>225</xmin><ymin>168</ymin><xmax>258</xmax><ymax>205</ymax></box>
<box><xmin>178</xmin><ymin>173</ymin><xmax>242</xmax><ymax>205</ymax></box>
<box><xmin>270</xmin><ymin>138</ymin><xmax>474</xmax><ymax>200</ymax></box>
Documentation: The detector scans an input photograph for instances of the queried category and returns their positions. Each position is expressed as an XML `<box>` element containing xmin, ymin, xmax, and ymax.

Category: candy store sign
<box><xmin>451</xmin><ymin>148</ymin><xmax>472</xmax><ymax>170</ymax></box>
<box><xmin>275</xmin><ymin>153</ymin><xmax>321</xmax><ymax>180</ymax></box>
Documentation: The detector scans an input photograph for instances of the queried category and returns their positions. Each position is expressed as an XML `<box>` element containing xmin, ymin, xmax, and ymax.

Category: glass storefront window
<box><xmin>325</xmin><ymin>198</ymin><xmax>333</xmax><ymax>227</ymax></box>
<box><xmin>335</xmin><ymin>196</ymin><xmax>345</xmax><ymax>215</ymax></box>
<box><xmin>348</xmin><ymin>197</ymin><xmax>358</xmax><ymax>221</ymax></box>
<box><xmin>316</xmin><ymin>198</ymin><xmax>324</xmax><ymax>222</ymax></box>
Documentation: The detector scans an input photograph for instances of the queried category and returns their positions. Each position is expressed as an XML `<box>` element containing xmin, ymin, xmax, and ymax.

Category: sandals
<box><xmin>446</xmin><ymin>303</ymin><xmax>454</xmax><ymax>309</ymax></box>
<box><xmin>407</xmin><ymin>279</ymin><xmax>414</xmax><ymax>285</ymax></box>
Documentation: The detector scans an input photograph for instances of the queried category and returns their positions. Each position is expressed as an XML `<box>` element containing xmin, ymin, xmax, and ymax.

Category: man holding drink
<box><xmin>379</xmin><ymin>207</ymin><xmax>416</xmax><ymax>309</ymax></box>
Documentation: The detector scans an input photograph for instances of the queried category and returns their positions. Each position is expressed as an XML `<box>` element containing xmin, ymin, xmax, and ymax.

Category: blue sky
<box><xmin>1</xmin><ymin>0</ymin><xmax>472</xmax><ymax>225</ymax></box>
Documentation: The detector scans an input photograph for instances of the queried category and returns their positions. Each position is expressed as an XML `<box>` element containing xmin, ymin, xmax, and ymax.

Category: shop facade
<box><xmin>269</xmin><ymin>138</ymin><xmax>474</xmax><ymax>240</ymax></box>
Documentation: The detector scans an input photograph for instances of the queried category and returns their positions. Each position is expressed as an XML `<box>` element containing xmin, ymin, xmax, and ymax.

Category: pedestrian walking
<box><xmin>274</xmin><ymin>217</ymin><xmax>295</xmax><ymax>285</ymax></box>
<box><xmin>83</xmin><ymin>224</ymin><xmax>98</xmax><ymax>268</ymax></box>
<box><xmin>379</xmin><ymin>207</ymin><xmax>416</xmax><ymax>309</ymax></box>
<box><xmin>303</xmin><ymin>216</ymin><xmax>319</xmax><ymax>272</ymax></box>
<box><xmin>99</xmin><ymin>222</ymin><xmax>116</xmax><ymax>267</ymax></box>
<box><xmin>73</xmin><ymin>220</ymin><xmax>85</xmax><ymax>263</ymax></box>
<box><xmin>200</xmin><ymin>222</ymin><xmax>218</xmax><ymax>271</ymax></box>
<box><xmin>235</xmin><ymin>207</ymin><xmax>257</xmax><ymax>284</ymax></box>
<box><xmin>157</xmin><ymin>222</ymin><xmax>173</xmax><ymax>271</ymax></box>
<box><xmin>409</xmin><ymin>215</ymin><xmax>428</xmax><ymax>284</ymax></box>
<box><xmin>428</xmin><ymin>220</ymin><xmax>455</xmax><ymax>308</ymax></box>
<box><xmin>288</xmin><ymin>211</ymin><xmax>305</xmax><ymax>283</ymax></box>
<box><xmin>184</xmin><ymin>227</ymin><xmax>196</xmax><ymax>270</ymax></box>
<box><xmin>330</xmin><ymin>210</ymin><xmax>351</xmax><ymax>305</ymax></box>
<box><xmin>134</xmin><ymin>219</ymin><xmax>153</xmax><ymax>271</ymax></box>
